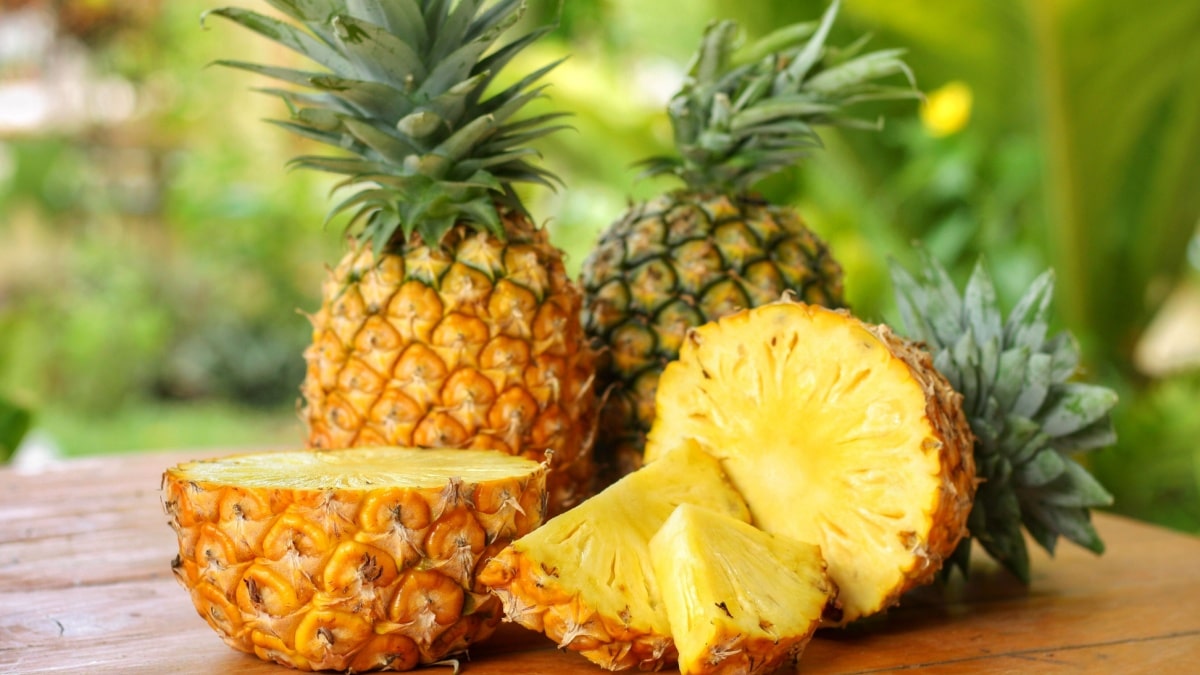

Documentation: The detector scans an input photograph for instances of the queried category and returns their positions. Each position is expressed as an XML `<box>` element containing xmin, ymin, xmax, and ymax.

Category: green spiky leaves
<box><xmin>641</xmin><ymin>0</ymin><xmax>917</xmax><ymax>195</ymax></box>
<box><xmin>204</xmin><ymin>0</ymin><xmax>566</xmax><ymax>250</ymax></box>
<box><xmin>890</xmin><ymin>250</ymin><xmax>1117</xmax><ymax>583</ymax></box>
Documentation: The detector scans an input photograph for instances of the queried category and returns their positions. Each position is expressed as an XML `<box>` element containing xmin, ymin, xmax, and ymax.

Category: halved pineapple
<box><xmin>163</xmin><ymin>447</ymin><xmax>546</xmax><ymax>672</ymax></box>
<box><xmin>478</xmin><ymin>441</ymin><xmax>751</xmax><ymax>671</ymax></box>
<box><xmin>649</xmin><ymin>504</ymin><xmax>835</xmax><ymax>675</ymax></box>
<box><xmin>645</xmin><ymin>301</ymin><xmax>976</xmax><ymax>624</ymax></box>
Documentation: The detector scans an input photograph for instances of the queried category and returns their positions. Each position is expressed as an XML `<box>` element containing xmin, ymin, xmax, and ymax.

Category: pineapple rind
<box><xmin>650</xmin><ymin>504</ymin><xmax>834</xmax><ymax>675</ymax></box>
<box><xmin>164</xmin><ymin>447</ymin><xmax>547</xmax><ymax>672</ymax></box>
<box><xmin>646</xmin><ymin>302</ymin><xmax>975</xmax><ymax>625</ymax></box>
<box><xmin>303</xmin><ymin>215</ymin><xmax>597</xmax><ymax>514</ymax></box>
<box><xmin>479</xmin><ymin>441</ymin><xmax>752</xmax><ymax>671</ymax></box>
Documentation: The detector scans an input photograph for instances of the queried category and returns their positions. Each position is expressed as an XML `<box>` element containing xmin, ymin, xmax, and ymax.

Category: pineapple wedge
<box><xmin>163</xmin><ymin>447</ymin><xmax>546</xmax><ymax>672</ymax></box>
<box><xmin>478</xmin><ymin>441</ymin><xmax>751</xmax><ymax>670</ymax></box>
<box><xmin>649</xmin><ymin>504</ymin><xmax>835</xmax><ymax>675</ymax></box>
<box><xmin>645</xmin><ymin>301</ymin><xmax>976</xmax><ymax>624</ymax></box>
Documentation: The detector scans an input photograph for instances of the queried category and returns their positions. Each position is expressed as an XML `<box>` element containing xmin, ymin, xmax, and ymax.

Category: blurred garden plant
<box><xmin>0</xmin><ymin>395</ymin><xmax>31</xmax><ymax>463</ymax></box>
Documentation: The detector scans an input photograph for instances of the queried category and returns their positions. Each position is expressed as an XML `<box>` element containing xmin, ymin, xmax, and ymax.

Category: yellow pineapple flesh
<box><xmin>478</xmin><ymin>441</ymin><xmax>751</xmax><ymax>671</ymax></box>
<box><xmin>645</xmin><ymin>301</ymin><xmax>976</xmax><ymax>624</ymax></box>
<box><xmin>163</xmin><ymin>447</ymin><xmax>546</xmax><ymax>672</ymax></box>
<box><xmin>649</xmin><ymin>504</ymin><xmax>835</xmax><ymax>675</ymax></box>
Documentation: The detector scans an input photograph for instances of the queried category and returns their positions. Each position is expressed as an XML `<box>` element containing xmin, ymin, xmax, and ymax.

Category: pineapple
<box><xmin>649</xmin><ymin>504</ymin><xmax>835</xmax><ymax>675</ymax></box>
<box><xmin>644</xmin><ymin>300</ymin><xmax>976</xmax><ymax>625</ymax></box>
<box><xmin>890</xmin><ymin>251</ymin><xmax>1117</xmax><ymax>582</ymax></box>
<box><xmin>207</xmin><ymin>0</ymin><xmax>596</xmax><ymax>513</ymax></box>
<box><xmin>163</xmin><ymin>447</ymin><xmax>547</xmax><ymax>671</ymax></box>
<box><xmin>478</xmin><ymin>440</ymin><xmax>752</xmax><ymax>671</ymax></box>
<box><xmin>580</xmin><ymin>0</ymin><xmax>916</xmax><ymax>478</ymax></box>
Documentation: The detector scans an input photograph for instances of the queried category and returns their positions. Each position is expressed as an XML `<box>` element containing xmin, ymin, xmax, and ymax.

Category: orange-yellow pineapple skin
<box><xmin>164</xmin><ymin>447</ymin><xmax>546</xmax><ymax>672</ymax></box>
<box><xmin>478</xmin><ymin>441</ymin><xmax>751</xmax><ymax>671</ymax></box>
<box><xmin>302</xmin><ymin>211</ymin><xmax>597</xmax><ymax>513</ymax></box>
<box><xmin>646</xmin><ymin>301</ymin><xmax>976</xmax><ymax>624</ymax></box>
<box><xmin>650</xmin><ymin>504</ymin><xmax>835</xmax><ymax>675</ymax></box>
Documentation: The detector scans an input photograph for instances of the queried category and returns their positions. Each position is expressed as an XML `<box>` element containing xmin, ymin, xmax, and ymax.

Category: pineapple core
<box><xmin>479</xmin><ymin>440</ymin><xmax>751</xmax><ymax>671</ymax></box>
<box><xmin>646</xmin><ymin>302</ymin><xmax>975</xmax><ymax>624</ymax></box>
<box><xmin>650</xmin><ymin>504</ymin><xmax>834</xmax><ymax>675</ymax></box>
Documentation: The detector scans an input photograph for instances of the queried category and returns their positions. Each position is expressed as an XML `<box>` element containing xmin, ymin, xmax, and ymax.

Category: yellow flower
<box><xmin>920</xmin><ymin>81</ymin><xmax>973</xmax><ymax>137</ymax></box>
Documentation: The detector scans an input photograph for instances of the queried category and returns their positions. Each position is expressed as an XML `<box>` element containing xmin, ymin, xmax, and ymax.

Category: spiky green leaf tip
<box><xmin>890</xmin><ymin>249</ymin><xmax>1117</xmax><ymax>583</ymax></box>
<box><xmin>640</xmin><ymin>0</ymin><xmax>918</xmax><ymax>195</ymax></box>
<box><xmin>204</xmin><ymin>0</ymin><xmax>568</xmax><ymax>249</ymax></box>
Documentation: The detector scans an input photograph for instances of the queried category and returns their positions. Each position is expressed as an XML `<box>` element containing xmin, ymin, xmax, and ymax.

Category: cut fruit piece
<box><xmin>649</xmin><ymin>504</ymin><xmax>835</xmax><ymax>675</ymax></box>
<box><xmin>478</xmin><ymin>440</ymin><xmax>751</xmax><ymax>671</ymax></box>
<box><xmin>645</xmin><ymin>301</ymin><xmax>976</xmax><ymax>624</ymax></box>
<box><xmin>163</xmin><ymin>447</ymin><xmax>547</xmax><ymax>672</ymax></box>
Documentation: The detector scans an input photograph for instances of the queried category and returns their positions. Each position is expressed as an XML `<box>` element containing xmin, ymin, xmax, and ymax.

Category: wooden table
<box><xmin>2</xmin><ymin>449</ymin><xmax>1198</xmax><ymax>674</ymax></box>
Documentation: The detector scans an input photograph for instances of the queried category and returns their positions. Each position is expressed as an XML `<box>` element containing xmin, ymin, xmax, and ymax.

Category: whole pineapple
<box><xmin>208</xmin><ymin>0</ymin><xmax>596</xmax><ymax>512</ymax></box>
<box><xmin>890</xmin><ymin>251</ymin><xmax>1118</xmax><ymax>582</ymax></box>
<box><xmin>580</xmin><ymin>0</ymin><xmax>916</xmax><ymax>478</ymax></box>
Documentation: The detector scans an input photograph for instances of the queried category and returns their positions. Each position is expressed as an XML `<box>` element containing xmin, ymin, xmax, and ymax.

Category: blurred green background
<box><xmin>0</xmin><ymin>0</ymin><xmax>1197</xmax><ymax>534</ymax></box>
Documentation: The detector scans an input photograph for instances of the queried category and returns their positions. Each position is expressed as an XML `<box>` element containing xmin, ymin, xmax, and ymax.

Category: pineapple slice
<box><xmin>649</xmin><ymin>504</ymin><xmax>835</xmax><ymax>675</ymax></box>
<box><xmin>163</xmin><ymin>447</ymin><xmax>546</xmax><ymax>672</ymax></box>
<box><xmin>645</xmin><ymin>301</ymin><xmax>976</xmax><ymax>624</ymax></box>
<box><xmin>478</xmin><ymin>441</ymin><xmax>751</xmax><ymax>671</ymax></box>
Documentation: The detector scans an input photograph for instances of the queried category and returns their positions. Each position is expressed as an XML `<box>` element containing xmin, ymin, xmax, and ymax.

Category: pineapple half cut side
<box><xmin>163</xmin><ymin>447</ymin><xmax>547</xmax><ymax>672</ymax></box>
<box><xmin>645</xmin><ymin>301</ymin><xmax>976</xmax><ymax>624</ymax></box>
<box><xmin>650</xmin><ymin>504</ymin><xmax>835</xmax><ymax>675</ymax></box>
<box><xmin>478</xmin><ymin>440</ymin><xmax>751</xmax><ymax>671</ymax></box>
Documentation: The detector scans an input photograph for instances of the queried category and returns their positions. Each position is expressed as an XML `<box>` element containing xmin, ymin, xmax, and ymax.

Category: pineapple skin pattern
<box><xmin>164</xmin><ymin>449</ymin><xmax>547</xmax><ymax>672</ymax></box>
<box><xmin>303</xmin><ymin>210</ymin><xmax>597</xmax><ymax>514</ymax></box>
<box><xmin>581</xmin><ymin>192</ymin><xmax>843</xmax><ymax>478</ymax></box>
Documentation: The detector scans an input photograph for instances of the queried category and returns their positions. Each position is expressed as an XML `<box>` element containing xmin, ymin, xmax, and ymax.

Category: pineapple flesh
<box><xmin>478</xmin><ymin>441</ymin><xmax>751</xmax><ymax>671</ymax></box>
<box><xmin>645</xmin><ymin>301</ymin><xmax>976</xmax><ymax>624</ymax></box>
<box><xmin>649</xmin><ymin>504</ymin><xmax>835</xmax><ymax>675</ymax></box>
<box><xmin>163</xmin><ymin>447</ymin><xmax>546</xmax><ymax>672</ymax></box>
<box><xmin>208</xmin><ymin>0</ymin><xmax>597</xmax><ymax>513</ymax></box>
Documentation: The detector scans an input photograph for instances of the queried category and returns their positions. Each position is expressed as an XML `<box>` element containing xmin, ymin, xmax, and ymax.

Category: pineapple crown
<box><xmin>890</xmin><ymin>250</ymin><xmax>1118</xmax><ymax>583</ymax></box>
<box><xmin>204</xmin><ymin>0</ymin><xmax>567</xmax><ymax>251</ymax></box>
<box><xmin>639</xmin><ymin>0</ymin><xmax>917</xmax><ymax>195</ymax></box>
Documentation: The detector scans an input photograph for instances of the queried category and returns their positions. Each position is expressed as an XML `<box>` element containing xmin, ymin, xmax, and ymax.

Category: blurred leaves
<box><xmin>838</xmin><ymin>0</ymin><xmax>1200</xmax><ymax>371</ymax></box>
<box><xmin>0</xmin><ymin>395</ymin><xmax>31</xmax><ymax>463</ymax></box>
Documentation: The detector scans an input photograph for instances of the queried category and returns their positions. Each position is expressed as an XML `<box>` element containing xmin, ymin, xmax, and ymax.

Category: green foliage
<box><xmin>0</xmin><ymin>395</ymin><xmax>31</xmax><ymax>463</ymax></box>
<box><xmin>1092</xmin><ymin>373</ymin><xmax>1200</xmax><ymax>533</ymax></box>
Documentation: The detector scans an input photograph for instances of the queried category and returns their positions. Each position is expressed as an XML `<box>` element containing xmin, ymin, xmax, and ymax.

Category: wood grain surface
<box><xmin>2</xmin><ymin>449</ymin><xmax>1198</xmax><ymax>674</ymax></box>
